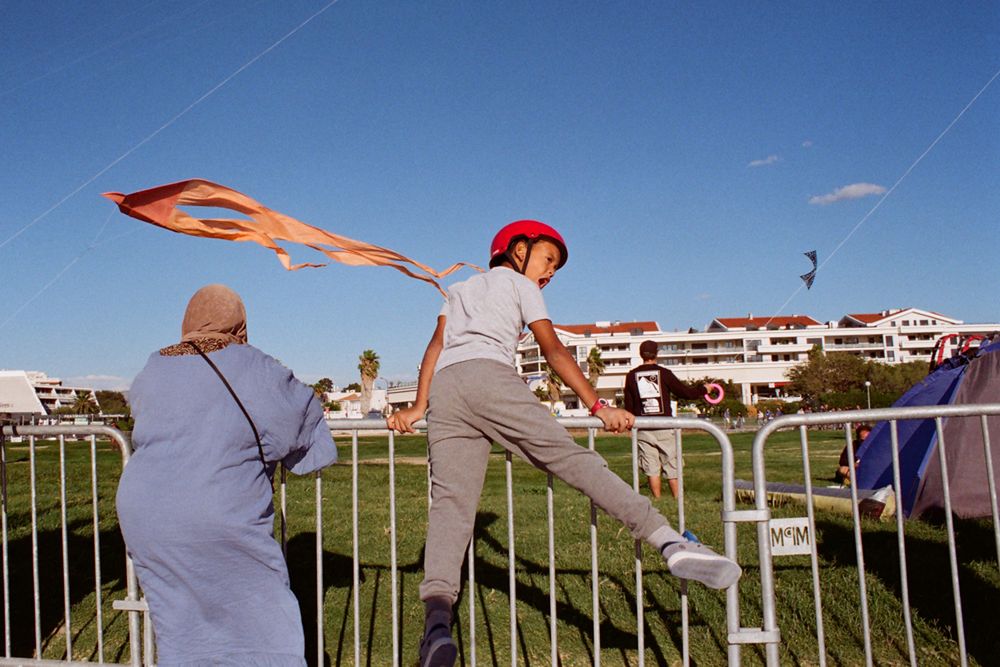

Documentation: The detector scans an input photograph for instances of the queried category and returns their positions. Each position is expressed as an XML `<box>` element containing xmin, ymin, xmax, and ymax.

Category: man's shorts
<box><xmin>637</xmin><ymin>429</ymin><xmax>680</xmax><ymax>479</ymax></box>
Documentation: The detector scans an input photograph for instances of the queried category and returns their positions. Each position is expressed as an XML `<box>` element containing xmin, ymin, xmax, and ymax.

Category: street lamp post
<box><xmin>864</xmin><ymin>380</ymin><xmax>872</xmax><ymax>410</ymax></box>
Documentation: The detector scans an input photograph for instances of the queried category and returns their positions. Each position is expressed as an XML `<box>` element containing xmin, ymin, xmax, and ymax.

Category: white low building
<box><xmin>0</xmin><ymin>370</ymin><xmax>101</xmax><ymax>419</ymax></box>
<box><xmin>324</xmin><ymin>389</ymin><xmax>387</xmax><ymax>419</ymax></box>
<box><xmin>386</xmin><ymin>307</ymin><xmax>999</xmax><ymax>409</ymax></box>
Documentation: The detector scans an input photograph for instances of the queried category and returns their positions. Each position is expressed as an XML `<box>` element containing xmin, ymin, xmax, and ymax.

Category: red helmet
<box><xmin>489</xmin><ymin>220</ymin><xmax>568</xmax><ymax>269</ymax></box>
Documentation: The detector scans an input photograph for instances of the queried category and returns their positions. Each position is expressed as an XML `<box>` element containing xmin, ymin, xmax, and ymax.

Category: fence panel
<box><xmin>743</xmin><ymin>404</ymin><xmax>1000</xmax><ymax>667</ymax></box>
<box><xmin>322</xmin><ymin>416</ymin><xmax>744</xmax><ymax>666</ymax></box>
<box><xmin>3</xmin><ymin>417</ymin><xmax>748</xmax><ymax>665</ymax></box>
<box><xmin>0</xmin><ymin>424</ymin><xmax>142</xmax><ymax>667</ymax></box>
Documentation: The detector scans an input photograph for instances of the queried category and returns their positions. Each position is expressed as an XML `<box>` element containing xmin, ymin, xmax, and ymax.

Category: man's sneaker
<box><xmin>661</xmin><ymin>541</ymin><xmax>742</xmax><ymax>589</ymax></box>
<box><xmin>419</xmin><ymin>622</ymin><xmax>457</xmax><ymax>667</ymax></box>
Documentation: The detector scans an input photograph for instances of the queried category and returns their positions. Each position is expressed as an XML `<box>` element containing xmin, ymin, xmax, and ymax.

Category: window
<box><xmin>630</xmin><ymin>327</ymin><xmax>643</xmax><ymax>336</ymax></box>
<box><xmin>885</xmin><ymin>335</ymin><xmax>894</xmax><ymax>345</ymax></box>
<box><xmin>807</xmin><ymin>338</ymin><xmax>822</xmax><ymax>345</ymax></box>
<box><xmin>920</xmin><ymin>319</ymin><xmax>929</xmax><ymax>326</ymax></box>
<box><xmin>691</xmin><ymin>343</ymin><xmax>708</xmax><ymax>350</ymax></box>
<box><xmin>888</xmin><ymin>351</ymin><xmax>896</xmax><ymax>360</ymax></box>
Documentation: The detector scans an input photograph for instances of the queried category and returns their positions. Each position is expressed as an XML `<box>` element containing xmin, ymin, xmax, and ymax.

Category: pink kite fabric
<box><xmin>102</xmin><ymin>179</ymin><xmax>480</xmax><ymax>295</ymax></box>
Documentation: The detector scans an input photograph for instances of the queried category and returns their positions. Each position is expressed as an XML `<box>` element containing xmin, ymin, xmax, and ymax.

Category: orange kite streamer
<box><xmin>102</xmin><ymin>179</ymin><xmax>480</xmax><ymax>295</ymax></box>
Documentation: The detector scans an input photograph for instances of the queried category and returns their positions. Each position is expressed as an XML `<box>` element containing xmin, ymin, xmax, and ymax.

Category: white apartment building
<box><xmin>0</xmin><ymin>370</ymin><xmax>101</xmax><ymax>418</ymax></box>
<box><xmin>386</xmin><ymin>307</ymin><xmax>998</xmax><ymax>411</ymax></box>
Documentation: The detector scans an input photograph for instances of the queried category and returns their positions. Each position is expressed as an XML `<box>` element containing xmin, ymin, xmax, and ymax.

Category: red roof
<box><xmin>847</xmin><ymin>312</ymin><xmax>886</xmax><ymax>323</ymax></box>
<box><xmin>714</xmin><ymin>315</ymin><xmax>820</xmax><ymax>329</ymax></box>
<box><xmin>553</xmin><ymin>321</ymin><xmax>660</xmax><ymax>335</ymax></box>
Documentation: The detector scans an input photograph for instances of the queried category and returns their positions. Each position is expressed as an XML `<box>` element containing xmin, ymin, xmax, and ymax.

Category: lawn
<box><xmin>1</xmin><ymin>428</ymin><xmax>996</xmax><ymax>665</ymax></box>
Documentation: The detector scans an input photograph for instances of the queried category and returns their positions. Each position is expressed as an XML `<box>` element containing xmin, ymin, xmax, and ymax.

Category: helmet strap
<box><xmin>506</xmin><ymin>238</ymin><xmax>534</xmax><ymax>275</ymax></box>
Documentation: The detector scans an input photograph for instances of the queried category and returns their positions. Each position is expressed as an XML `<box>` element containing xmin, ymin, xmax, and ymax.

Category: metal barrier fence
<box><xmin>0</xmin><ymin>424</ymin><xmax>144</xmax><ymax>667</ymax></box>
<box><xmin>745</xmin><ymin>404</ymin><xmax>1000</xmax><ymax>667</ymax></box>
<box><xmin>326</xmin><ymin>416</ymin><xmax>744</xmax><ymax>667</ymax></box>
<box><xmin>1</xmin><ymin>417</ymin><xmax>747</xmax><ymax>666</ymax></box>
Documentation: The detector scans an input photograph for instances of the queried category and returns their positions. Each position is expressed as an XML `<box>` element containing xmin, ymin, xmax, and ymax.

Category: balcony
<box><xmin>824</xmin><ymin>342</ymin><xmax>883</xmax><ymax>350</ymax></box>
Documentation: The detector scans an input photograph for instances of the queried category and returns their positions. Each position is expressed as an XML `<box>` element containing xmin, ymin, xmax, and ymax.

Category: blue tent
<box><xmin>854</xmin><ymin>339</ymin><xmax>1000</xmax><ymax>518</ymax></box>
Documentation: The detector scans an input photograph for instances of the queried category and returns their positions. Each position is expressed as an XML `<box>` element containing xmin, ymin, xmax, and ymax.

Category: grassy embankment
<box><xmin>2</xmin><ymin>429</ymin><xmax>997</xmax><ymax>665</ymax></box>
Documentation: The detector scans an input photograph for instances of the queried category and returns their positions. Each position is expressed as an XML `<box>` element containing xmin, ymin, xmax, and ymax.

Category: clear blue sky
<box><xmin>2</xmin><ymin>1</ymin><xmax>997</xmax><ymax>390</ymax></box>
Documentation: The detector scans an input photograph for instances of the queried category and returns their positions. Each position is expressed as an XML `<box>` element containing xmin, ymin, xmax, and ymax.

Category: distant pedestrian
<box><xmin>623</xmin><ymin>340</ymin><xmax>713</xmax><ymax>499</ymax></box>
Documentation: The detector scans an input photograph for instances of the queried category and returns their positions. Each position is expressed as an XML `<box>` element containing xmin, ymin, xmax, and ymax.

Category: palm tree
<box><xmin>545</xmin><ymin>365</ymin><xmax>563</xmax><ymax>411</ymax></box>
<box><xmin>71</xmin><ymin>392</ymin><xmax>98</xmax><ymax>415</ymax></box>
<box><xmin>358</xmin><ymin>350</ymin><xmax>380</xmax><ymax>415</ymax></box>
<box><xmin>587</xmin><ymin>347</ymin><xmax>605</xmax><ymax>388</ymax></box>
<box><xmin>312</xmin><ymin>377</ymin><xmax>333</xmax><ymax>399</ymax></box>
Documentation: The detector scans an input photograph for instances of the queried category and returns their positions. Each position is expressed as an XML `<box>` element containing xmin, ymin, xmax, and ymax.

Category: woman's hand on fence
<box><xmin>386</xmin><ymin>406</ymin><xmax>424</xmax><ymax>434</ymax></box>
<box><xmin>596</xmin><ymin>407</ymin><xmax>634</xmax><ymax>434</ymax></box>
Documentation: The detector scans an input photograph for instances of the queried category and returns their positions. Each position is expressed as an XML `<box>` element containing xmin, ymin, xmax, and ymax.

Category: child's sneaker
<box><xmin>419</xmin><ymin>622</ymin><xmax>457</xmax><ymax>667</ymax></box>
<box><xmin>661</xmin><ymin>540</ymin><xmax>742</xmax><ymax>589</ymax></box>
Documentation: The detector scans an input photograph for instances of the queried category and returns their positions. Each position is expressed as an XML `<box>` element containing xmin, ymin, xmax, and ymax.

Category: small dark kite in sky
<box><xmin>800</xmin><ymin>250</ymin><xmax>817</xmax><ymax>289</ymax></box>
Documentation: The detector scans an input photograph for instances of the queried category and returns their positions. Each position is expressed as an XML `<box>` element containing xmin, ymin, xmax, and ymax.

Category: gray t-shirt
<box><xmin>435</xmin><ymin>267</ymin><xmax>549</xmax><ymax>372</ymax></box>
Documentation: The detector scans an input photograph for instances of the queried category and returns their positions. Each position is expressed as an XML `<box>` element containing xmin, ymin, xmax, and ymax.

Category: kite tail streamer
<box><xmin>102</xmin><ymin>179</ymin><xmax>481</xmax><ymax>296</ymax></box>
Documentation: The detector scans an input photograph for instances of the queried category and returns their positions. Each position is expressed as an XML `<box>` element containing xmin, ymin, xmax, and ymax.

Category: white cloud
<box><xmin>64</xmin><ymin>374</ymin><xmax>131</xmax><ymax>391</ymax></box>
<box><xmin>802</xmin><ymin>140</ymin><xmax>813</xmax><ymax>148</ymax></box>
<box><xmin>748</xmin><ymin>154</ymin><xmax>780</xmax><ymax>168</ymax></box>
<box><xmin>808</xmin><ymin>182</ymin><xmax>887</xmax><ymax>205</ymax></box>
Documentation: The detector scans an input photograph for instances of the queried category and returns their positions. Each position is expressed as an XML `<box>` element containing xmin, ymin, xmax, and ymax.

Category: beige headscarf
<box><xmin>180</xmin><ymin>284</ymin><xmax>247</xmax><ymax>344</ymax></box>
<box><xmin>159</xmin><ymin>284</ymin><xmax>247</xmax><ymax>356</ymax></box>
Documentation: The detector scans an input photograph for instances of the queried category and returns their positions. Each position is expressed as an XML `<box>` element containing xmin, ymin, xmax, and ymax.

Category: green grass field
<box><xmin>2</xmin><ymin>429</ymin><xmax>997</xmax><ymax>666</ymax></box>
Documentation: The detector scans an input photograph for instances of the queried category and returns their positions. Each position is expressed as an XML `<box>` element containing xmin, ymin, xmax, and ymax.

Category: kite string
<box><xmin>0</xmin><ymin>209</ymin><xmax>117</xmax><ymax>331</ymax></box>
<box><xmin>762</xmin><ymin>65</ymin><xmax>1000</xmax><ymax>329</ymax></box>
<box><xmin>0</xmin><ymin>0</ymin><xmax>342</xmax><ymax>253</ymax></box>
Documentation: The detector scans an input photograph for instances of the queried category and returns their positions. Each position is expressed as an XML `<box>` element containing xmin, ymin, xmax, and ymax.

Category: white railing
<box><xmin>744</xmin><ymin>404</ymin><xmax>1000</xmax><ymax>667</ymax></box>
<box><xmin>2</xmin><ymin>418</ymin><xmax>746</xmax><ymax>666</ymax></box>
<box><xmin>325</xmin><ymin>416</ymin><xmax>743</xmax><ymax>667</ymax></box>
<box><xmin>0</xmin><ymin>424</ymin><xmax>143</xmax><ymax>667</ymax></box>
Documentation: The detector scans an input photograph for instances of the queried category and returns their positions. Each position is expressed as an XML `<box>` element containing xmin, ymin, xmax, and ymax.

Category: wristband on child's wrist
<box><xmin>590</xmin><ymin>398</ymin><xmax>608</xmax><ymax>416</ymax></box>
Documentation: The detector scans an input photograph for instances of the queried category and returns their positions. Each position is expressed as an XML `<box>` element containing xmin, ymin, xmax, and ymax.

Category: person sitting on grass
<box><xmin>387</xmin><ymin>220</ymin><xmax>742</xmax><ymax>667</ymax></box>
<box><xmin>836</xmin><ymin>423</ymin><xmax>871</xmax><ymax>484</ymax></box>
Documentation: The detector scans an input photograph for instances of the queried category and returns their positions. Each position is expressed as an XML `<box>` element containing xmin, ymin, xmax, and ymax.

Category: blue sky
<box><xmin>1</xmin><ymin>1</ymin><xmax>997</xmax><ymax>390</ymax></box>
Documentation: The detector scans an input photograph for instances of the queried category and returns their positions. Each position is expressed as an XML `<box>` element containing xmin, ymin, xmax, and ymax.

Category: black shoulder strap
<box><xmin>187</xmin><ymin>341</ymin><xmax>269</xmax><ymax>476</ymax></box>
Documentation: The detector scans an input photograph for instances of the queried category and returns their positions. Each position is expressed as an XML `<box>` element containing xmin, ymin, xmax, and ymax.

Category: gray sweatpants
<box><xmin>419</xmin><ymin>359</ymin><xmax>682</xmax><ymax>603</ymax></box>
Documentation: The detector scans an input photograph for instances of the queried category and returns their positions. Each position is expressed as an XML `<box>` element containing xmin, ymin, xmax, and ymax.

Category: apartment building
<box><xmin>515</xmin><ymin>307</ymin><xmax>998</xmax><ymax>407</ymax></box>
<box><xmin>384</xmin><ymin>307</ymin><xmax>998</xmax><ymax>411</ymax></box>
<box><xmin>0</xmin><ymin>370</ymin><xmax>100</xmax><ymax>418</ymax></box>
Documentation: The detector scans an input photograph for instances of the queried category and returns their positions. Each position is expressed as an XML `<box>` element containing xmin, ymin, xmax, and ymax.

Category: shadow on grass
<box><xmin>815</xmin><ymin>518</ymin><xmax>1000</xmax><ymax>665</ymax></box>
<box><xmin>461</xmin><ymin>512</ymin><xmax>681</xmax><ymax>666</ymax></box>
<box><xmin>0</xmin><ymin>519</ymin><xmax>128</xmax><ymax>661</ymax></box>
<box><xmin>290</xmin><ymin>512</ymin><xmax>706</xmax><ymax>666</ymax></box>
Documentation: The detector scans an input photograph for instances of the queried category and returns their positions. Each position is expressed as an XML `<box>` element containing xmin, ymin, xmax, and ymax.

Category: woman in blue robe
<box><xmin>116</xmin><ymin>284</ymin><xmax>338</xmax><ymax>666</ymax></box>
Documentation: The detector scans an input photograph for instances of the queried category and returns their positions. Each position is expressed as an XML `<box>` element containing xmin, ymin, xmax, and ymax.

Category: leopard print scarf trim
<box><xmin>159</xmin><ymin>338</ymin><xmax>234</xmax><ymax>356</ymax></box>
